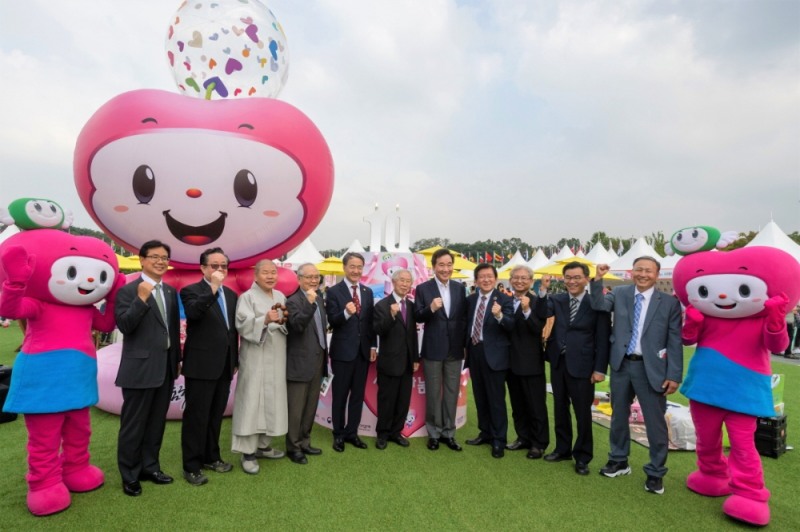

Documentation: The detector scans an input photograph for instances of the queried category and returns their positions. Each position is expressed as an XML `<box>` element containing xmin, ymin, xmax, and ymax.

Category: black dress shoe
<box><xmin>288</xmin><ymin>451</ymin><xmax>308</xmax><ymax>465</ymax></box>
<box><xmin>427</xmin><ymin>438</ymin><xmax>440</xmax><ymax>450</ymax></box>
<box><xmin>526</xmin><ymin>448</ymin><xmax>544</xmax><ymax>460</ymax></box>
<box><xmin>439</xmin><ymin>437</ymin><xmax>463</xmax><ymax>451</ymax></box>
<box><xmin>543</xmin><ymin>452</ymin><xmax>572</xmax><ymax>462</ymax></box>
<box><xmin>346</xmin><ymin>436</ymin><xmax>368</xmax><ymax>449</ymax></box>
<box><xmin>388</xmin><ymin>435</ymin><xmax>410</xmax><ymax>447</ymax></box>
<box><xmin>376</xmin><ymin>438</ymin><xmax>388</xmax><ymax>450</ymax></box>
<box><xmin>122</xmin><ymin>480</ymin><xmax>142</xmax><ymax>497</ymax></box>
<box><xmin>506</xmin><ymin>439</ymin><xmax>531</xmax><ymax>451</ymax></box>
<box><xmin>333</xmin><ymin>438</ymin><xmax>345</xmax><ymax>452</ymax></box>
<box><xmin>139</xmin><ymin>471</ymin><xmax>173</xmax><ymax>484</ymax></box>
<box><xmin>575</xmin><ymin>462</ymin><xmax>590</xmax><ymax>476</ymax></box>
<box><xmin>466</xmin><ymin>435</ymin><xmax>491</xmax><ymax>446</ymax></box>
<box><xmin>301</xmin><ymin>445</ymin><xmax>322</xmax><ymax>455</ymax></box>
<box><xmin>491</xmin><ymin>445</ymin><xmax>505</xmax><ymax>459</ymax></box>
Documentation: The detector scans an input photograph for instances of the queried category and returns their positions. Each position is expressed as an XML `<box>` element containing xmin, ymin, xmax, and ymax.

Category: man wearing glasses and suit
<box><xmin>115</xmin><ymin>240</ymin><xmax>181</xmax><ymax>497</ymax></box>
<box><xmin>179</xmin><ymin>247</ymin><xmax>239</xmax><ymax>485</ymax></box>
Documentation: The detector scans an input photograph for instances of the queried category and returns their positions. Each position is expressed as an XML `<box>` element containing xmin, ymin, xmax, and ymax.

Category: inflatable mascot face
<box><xmin>74</xmin><ymin>89</ymin><xmax>334</xmax><ymax>269</ymax></box>
<box><xmin>1</xmin><ymin>229</ymin><xmax>119</xmax><ymax>306</ymax></box>
<box><xmin>0</xmin><ymin>198</ymin><xmax>72</xmax><ymax>230</ymax></box>
<box><xmin>673</xmin><ymin>246</ymin><xmax>800</xmax><ymax>320</ymax></box>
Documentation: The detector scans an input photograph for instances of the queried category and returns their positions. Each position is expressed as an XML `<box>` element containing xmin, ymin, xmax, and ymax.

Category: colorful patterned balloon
<box><xmin>165</xmin><ymin>0</ymin><xmax>289</xmax><ymax>100</ymax></box>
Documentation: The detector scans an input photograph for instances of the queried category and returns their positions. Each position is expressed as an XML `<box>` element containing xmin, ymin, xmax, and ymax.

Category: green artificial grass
<box><xmin>1</xmin><ymin>325</ymin><xmax>799</xmax><ymax>529</ymax></box>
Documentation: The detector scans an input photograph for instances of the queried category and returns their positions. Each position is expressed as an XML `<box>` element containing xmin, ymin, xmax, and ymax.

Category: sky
<box><xmin>1</xmin><ymin>0</ymin><xmax>798</xmax><ymax>253</ymax></box>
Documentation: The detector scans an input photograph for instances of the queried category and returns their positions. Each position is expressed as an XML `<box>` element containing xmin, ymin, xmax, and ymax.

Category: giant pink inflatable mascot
<box><xmin>673</xmin><ymin>245</ymin><xmax>800</xmax><ymax>526</ymax></box>
<box><xmin>0</xmin><ymin>229</ymin><xmax>124</xmax><ymax>516</ymax></box>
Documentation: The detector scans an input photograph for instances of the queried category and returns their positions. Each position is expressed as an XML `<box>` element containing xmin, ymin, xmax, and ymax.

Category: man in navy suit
<box><xmin>505</xmin><ymin>265</ymin><xmax>549</xmax><ymax>459</ymax></box>
<box><xmin>326</xmin><ymin>252</ymin><xmax>376</xmax><ymax>452</ymax></box>
<box><xmin>591</xmin><ymin>257</ymin><xmax>683</xmax><ymax>495</ymax></box>
<box><xmin>115</xmin><ymin>240</ymin><xmax>181</xmax><ymax>496</ymax></box>
<box><xmin>414</xmin><ymin>249</ymin><xmax>467</xmax><ymax>452</ymax></box>
<box><xmin>179</xmin><ymin>247</ymin><xmax>239</xmax><ymax>485</ymax></box>
<box><xmin>373</xmin><ymin>268</ymin><xmax>419</xmax><ymax>449</ymax></box>
<box><xmin>536</xmin><ymin>261</ymin><xmax>610</xmax><ymax>475</ymax></box>
<box><xmin>465</xmin><ymin>263</ymin><xmax>515</xmax><ymax>458</ymax></box>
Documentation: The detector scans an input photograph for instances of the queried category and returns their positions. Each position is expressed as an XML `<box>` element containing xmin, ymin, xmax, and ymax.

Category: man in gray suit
<box><xmin>285</xmin><ymin>263</ymin><xmax>328</xmax><ymax>465</ymax></box>
<box><xmin>590</xmin><ymin>257</ymin><xmax>682</xmax><ymax>495</ymax></box>
<box><xmin>114</xmin><ymin>240</ymin><xmax>181</xmax><ymax>497</ymax></box>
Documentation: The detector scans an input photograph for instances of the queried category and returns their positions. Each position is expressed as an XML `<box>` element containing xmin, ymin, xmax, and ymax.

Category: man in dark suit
<box><xmin>536</xmin><ymin>262</ymin><xmax>610</xmax><ymax>475</ymax></box>
<box><xmin>505</xmin><ymin>265</ymin><xmax>549</xmax><ymax>459</ymax></box>
<box><xmin>325</xmin><ymin>252</ymin><xmax>376</xmax><ymax>452</ymax></box>
<box><xmin>414</xmin><ymin>248</ymin><xmax>467</xmax><ymax>452</ymax></box>
<box><xmin>465</xmin><ymin>263</ymin><xmax>515</xmax><ymax>458</ymax></box>
<box><xmin>114</xmin><ymin>240</ymin><xmax>181</xmax><ymax>497</ymax></box>
<box><xmin>591</xmin><ymin>257</ymin><xmax>683</xmax><ymax>495</ymax></box>
<box><xmin>179</xmin><ymin>247</ymin><xmax>239</xmax><ymax>485</ymax></box>
<box><xmin>285</xmin><ymin>263</ymin><xmax>328</xmax><ymax>465</ymax></box>
<box><xmin>373</xmin><ymin>268</ymin><xmax>420</xmax><ymax>450</ymax></box>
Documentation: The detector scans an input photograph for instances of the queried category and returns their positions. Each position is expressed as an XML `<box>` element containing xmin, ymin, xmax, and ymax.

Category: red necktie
<box><xmin>351</xmin><ymin>285</ymin><xmax>361</xmax><ymax>314</ymax></box>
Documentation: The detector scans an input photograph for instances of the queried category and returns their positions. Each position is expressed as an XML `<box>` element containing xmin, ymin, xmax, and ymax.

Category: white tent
<box><xmin>0</xmin><ymin>225</ymin><xmax>20</xmax><ymax>245</ymax></box>
<box><xmin>549</xmin><ymin>245</ymin><xmax>575</xmax><ymax>263</ymax></box>
<box><xmin>526</xmin><ymin>248</ymin><xmax>550</xmax><ymax>271</ymax></box>
<box><xmin>282</xmin><ymin>239</ymin><xmax>324</xmax><ymax>270</ymax></box>
<box><xmin>609</xmin><ymin>237</ymin><xmax>662</xmax><ymax>272</ymax></box>
<box><xmin>585</xmin><ymin>243</ymin><xmax>617</xmax><ymax>265</ymax></box>
<box><xmin>498</xmin><ymin>250</ymin><xmax>528</xmax><ymax>272</ymax></box>
<box><xmin>345</xmin><ymin>239</ymin><xmax>366</xmax><ymax>254</ymax></box>
<box><xmin>746</xmin><ymin>220</ymin><xmax>800</xmax><ymax>262</ymax></box>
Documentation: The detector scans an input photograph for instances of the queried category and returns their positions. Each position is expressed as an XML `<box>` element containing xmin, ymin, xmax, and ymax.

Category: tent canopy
<box><xmin>415</xmin><ymin>246</ymin><xmax>477</xmax><ymax>270</ymax></box>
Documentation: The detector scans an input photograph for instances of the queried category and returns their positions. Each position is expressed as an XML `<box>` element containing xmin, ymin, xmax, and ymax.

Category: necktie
<box><xmin>217</xmin><ymin>287</ymin><xmax>229</xmax><ymax>329</ymax></box>
<box><xmin>154</xmin><ymin>284</ymin><xmax>170</xmax><ymax>348</ymax></box>
<box><xmin>313</xmin><ymin>301</ymin><xmax>326</xmax><ymax>350</ymax></box>
<box><xmin>400</xmin><ymin>298</ymin><xmax>407</xmax><ymax>324</ymax></box>
<box><xmin>471</xmin><ymin>295</ymin><xmax>486</xmax><ymax>345</ymax></box>
<box><xmin>629</xmin><ymin>293</ymin><xmax>644</xmax><ymax>353</ymax></box>
<box><xmin>351</xmin><ymin>285</ymin><xmax>361</xmax><ymax>314</ymax></box>
<box><xmin>569</xmin><ymin>297</ymin><xmax>578</xmax><ymax>323</ymax></box>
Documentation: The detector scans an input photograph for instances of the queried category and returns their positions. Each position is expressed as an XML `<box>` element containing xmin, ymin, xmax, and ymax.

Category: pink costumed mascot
<box><xmin>673</xmin><ymin>245</ymin><xmax>800</xmax><ymax>526</ymax></box>
<box><xmin>0</xmin><ymin>229</ymin><xmax>124</xmax><ymax>516</ymax></box>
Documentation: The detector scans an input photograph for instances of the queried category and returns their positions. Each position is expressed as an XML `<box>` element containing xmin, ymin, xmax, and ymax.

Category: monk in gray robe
<box><xmin>232</xmin><ymin>260</ymin><xmax>288</xmax><ymax>474</ymax></box>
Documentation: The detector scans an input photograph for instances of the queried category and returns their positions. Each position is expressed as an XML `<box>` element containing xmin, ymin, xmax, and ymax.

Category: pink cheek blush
<box><xmin>263</xmin><ymin>210</ymin><xmax>279</xmax><ymax>217</ymax></box>
<box><xmin>56</xmin><ymin>280</ymin><xmax>66</xmax><ymax>285</ymax></box>
<box><xmin>114</xmin><ymin>205</ymin><xmax>129</xmax><ymax>212</ymax></box>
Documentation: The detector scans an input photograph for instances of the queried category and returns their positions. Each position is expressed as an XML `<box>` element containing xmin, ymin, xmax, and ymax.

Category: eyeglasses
<box><xmin>564</xmin><ymin>275</ymin><xmax>586</xmax><ymax>282</ymax></box>
<box><xmin>510</xmin><ymin>276</ymin><xmax>531</xmax><ymax>281</ymax></box>
<box><xmin>299</xmin><ymin>274</ymin><xmax>321</xmax><ymax>280</ymax></box>
<box><xmin>205</xmin><ymin>263</ymin><xmax>228</xmax><ymax>270</ymax></box>
<box><xmin>145</xmin><ymin>255</ymin><xmax>170</xmax><ymax>263</ymax></box>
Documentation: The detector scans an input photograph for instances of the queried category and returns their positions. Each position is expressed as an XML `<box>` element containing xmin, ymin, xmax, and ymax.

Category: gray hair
<box><xmin>510</xmin><ymin>265</ymin><xmax>533</xmax><ymax>278</ymax></box>
<box><xmin>391</xmin><ymin>268</ymin><xmax>413</xmax><ymax>281</ymax></box>
<box><xmin>296</xmin><ymin>263</ymin><xmax>317</xmax><ymax>277</ymax></box>
<box><xmin>254</xmin><ymin>259</ymin><xmax>277</xmax><ymax>271</ymax></box>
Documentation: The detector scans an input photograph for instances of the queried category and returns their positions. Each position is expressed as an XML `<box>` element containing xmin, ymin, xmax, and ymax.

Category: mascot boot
<box><xmin>60</xmin><ymin>408</ymin><xmax>105</xmax><ymax>493</ymax></box>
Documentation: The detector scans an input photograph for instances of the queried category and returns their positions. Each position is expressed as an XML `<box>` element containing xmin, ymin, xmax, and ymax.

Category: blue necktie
<box><xmin>217</xmin><ymin>287</ymin><xmax>229</xmax><ymax>329</ymax></box>
<box><xmin>629</xmin><ymin>293</ymin><xmax>644</xmax><ymax>354</ymax></box>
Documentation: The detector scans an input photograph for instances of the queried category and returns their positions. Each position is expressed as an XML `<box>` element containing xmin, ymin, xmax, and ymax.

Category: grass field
<box><xmin>0</xmin><ymin>325</ymin><xmax>798</xmax><ymax>530</ymax></box>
